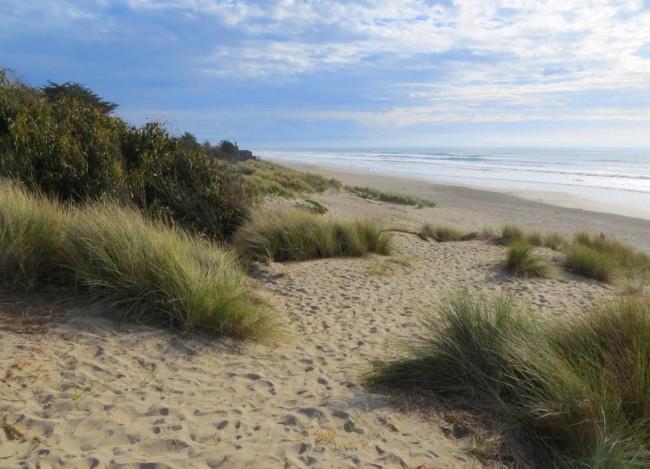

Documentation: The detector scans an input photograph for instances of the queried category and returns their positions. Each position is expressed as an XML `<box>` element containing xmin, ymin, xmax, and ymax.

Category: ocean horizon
<box><xmin>258</xmin><ymin>147</ymin><xmax>650</xmax><ymax>215</ymax></box>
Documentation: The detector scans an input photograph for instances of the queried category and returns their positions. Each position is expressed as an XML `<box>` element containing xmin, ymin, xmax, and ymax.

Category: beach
<box><xmin>3</xmin><ymin>165</ymin><xmax>646</xmax><ymax>467</ymax></box>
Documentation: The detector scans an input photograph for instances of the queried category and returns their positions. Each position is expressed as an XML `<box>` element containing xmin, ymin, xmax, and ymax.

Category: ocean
<box><xmin>257</xmin><ymin>147</ymin><xmax>650</xmax><ymax>214</ymax></box>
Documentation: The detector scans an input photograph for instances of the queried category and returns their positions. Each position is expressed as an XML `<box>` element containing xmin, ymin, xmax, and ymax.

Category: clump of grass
<box><xmin>542</xmin><ymin>232</ymin><xmax>566</xmax><ymax>251</ymax></box>
<box><xmin>302</xmin><ymin>199</ymin><xmax>328</xmax><ymax>215</ymax></box>
<box><xmin>347</xmin><ymin>186</ymin><xmax>435</xmax><ymax>208</ymax></box>
<box><xmin>505</xmin><ymin>242</ymin><xmax>553</xmax><ymax>278</ymax></box>
<box><xmin>525</xmin><ymin>231</ymin><xmax>543</xmax><ymax>247</ymax></box>
<box><xmin>498</xmin><ymin>225</ymin><xmax>524</xmax><ymax>245</ymax></box>
<box><xmin>564</xmin><ymin>232</ymin><xmax>649</xmax><ymax>284</ymax></box>
<box><xmin>234</xmin><ymin>208</ymin><xmax>391</xmax><ymax>262</ymax></box>
<box><xmin>0</xmin><ymin>182</ymin><xmax>65</xmax><ymax>290</ymax></box>
<box><xmin>418</xmin><ymin>224</ymin><xmax>473</xmax><ymax>242</ymax></box>
<box><xmin>0</xmin><ymin>182</ymin><xmax>271</xmax><ymax>339</ymax></box>
<box><xmin>63</xmin><ymin>204</ymin><xmax>270</xmax><ymax>338</ymax></box>
<box><xmin>368</xmin><ymin>293</ymin><xmax>650</xmax><ymax>468</ymax></box>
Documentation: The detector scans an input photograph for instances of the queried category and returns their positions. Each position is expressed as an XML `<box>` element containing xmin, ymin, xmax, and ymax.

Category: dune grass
<box><xmin>564</xmin><ymin>232</ymin><xmax>650</xmax><ymax>284</ymax></box>
<box><xmin>347</xmin><ymin>185</ymin><xmax>435</xmax><ymax>208</ymax></box>
<box><xmin>368</xmin><ymin>293</ymin><xmax>650</xmax><ymax>468</ymax></box>
<box><xmin>498</xmin><ymin>225</ymin><xmax>525</xmax><ymax>245</ymax></box>
<box><xmin>302</xmin><ymin>199</ymin><xmax>328</xmax><ymax>214</ymax></box>
<box><xmin>418</xmin><ymin>223</ymin><xmax>476</xmax><ymax>242</ymax></box>
<box><xmin>0</xmin><ymin>182</ymin><xmax>66</xmax><ymax>290</ymax></box>
<box><xmin>505</xmin><ymin>242</ymin><xmax>554</xmax><ymax>278</ymax></box>
<box><xmin>63</xmin><ymin>204</ymin><xmax>270</xmax><ymax>338</ymax></box>
<box><xmin>236</xmin><ymin>160</ymin><xmax>341</xmax><ymax>199</ymax></box>
<box><xmin>234</xmin><ymin>208</ymin><xmax>391</xmax><ymax>262</ymax></box>
<box><xmin>0</xmin><ymin>182</ymin><xmax>271</xmax><ymax>339</ymax></box>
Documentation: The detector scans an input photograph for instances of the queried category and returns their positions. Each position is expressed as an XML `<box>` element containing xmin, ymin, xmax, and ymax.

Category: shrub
<box><xmin>368</xmin><ymin>294</ymin><xmax>650</xmax><ymax>468</ymax></box>
<box><xmin>0</xmin><ymin>182</ymin><xmax>65</xmax><ymax>290</ymax></box>
<box><xmin>122</xmin><ymin>123</ymin><xmax>249</xmax><ymax>240</ymax></box>
<box><xmin>506</xmin><ymin>242</ymin><xmax>553</xmax><ymax>278</ymax></box>
<box><xmin>62</xmin><ymin>204</ymin><xmax>270</xmax><ymax>338</ymax></box>
<box><xmin>0</xmin><ymin>76</ymin><xmax>124</xmax><ymax>200</ymax></box>
<box><xmin>234</xmin><ymin>208</ymin><xmax>391</xmax><ymax>262</ymax></box>
<box><xmin>347</xmin><ymin>186</ymin><xmax>435</xmax><ymax>208</ymax></box>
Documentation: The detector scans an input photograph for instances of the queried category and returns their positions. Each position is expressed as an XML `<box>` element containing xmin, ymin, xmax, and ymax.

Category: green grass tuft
<box><xmin>418</xmin><ymin>224</ymin><xmax>470</xmax><ymax>242</ymax></box>
<box><xmin>63</xmin><ymin>204</ymin><xmax>271</xmax><ymax>338</ymax></box>
<box><xmin>0</xmin><ymin>182</ymin><xmax>271</xmax><ymax>339</ymax></box>
<box><xmin>234</xmin><ymin>208</ymin><xmax>391</xmax><ymax>262</ymax></box>
<box><xmin>506</xmin><ymin>242</ymin><xmax>554</xmax><ymax>278</ymax></box>
<box><xmin>564</xmin><ymin>232</ymin><xmax>649</xmax><ymax>284</ymax></box>
<box><xmin>499</xmin><ymin>225</ymin><xmax>525</xmax><ymax>245</ymax></box>
<box><xmin>368</xmin><ymin>293</ymin><xmax>650</xmax><ymax>468</ymax></box>
<box><xmin>0</xmin><ymin>182</ymin><xmax>66</xmax><ymax>290</ymax></box>
<box><xmin>347</xmin><ymin>186</ymin><xmax>435</xmax><ymax>208</ymax></box>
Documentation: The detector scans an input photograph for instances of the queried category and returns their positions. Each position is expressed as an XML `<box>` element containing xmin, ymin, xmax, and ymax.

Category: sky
<box><xmin>1</xmin><ymin>0</ymin><xmax>650</xmax><ymax>148</ymax></box>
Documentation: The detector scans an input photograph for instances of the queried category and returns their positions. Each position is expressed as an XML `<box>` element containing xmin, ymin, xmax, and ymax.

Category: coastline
<box><xmin>277</xmin><ymin>160</ymin><xmax>650</xmax><ymax>253</ymax></box>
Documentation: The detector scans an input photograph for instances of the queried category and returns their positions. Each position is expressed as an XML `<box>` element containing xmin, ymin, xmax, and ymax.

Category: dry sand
<box><xmin>1</xmin><ymin>169</ymin><xmax>643</xmax><ymax>468</ymax></box>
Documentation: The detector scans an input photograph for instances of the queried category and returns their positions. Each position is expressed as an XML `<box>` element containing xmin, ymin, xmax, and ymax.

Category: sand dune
<box><xmin>0</xmin><ymin>177</ymin><xmax>627</xmax><ymax>468</ymax></box>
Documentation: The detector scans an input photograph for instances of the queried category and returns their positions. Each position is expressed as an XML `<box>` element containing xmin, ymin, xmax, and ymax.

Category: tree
<box><xmin>41</xmin><ymin>81</ymin><xmax>118</xmax><ymax>114</ymax></box>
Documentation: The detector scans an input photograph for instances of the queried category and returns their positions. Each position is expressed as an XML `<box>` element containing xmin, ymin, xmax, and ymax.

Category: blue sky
<box><xmin>2</xmin><ymin>0</ymin><xmax>650</xmax><ymax>148</ymax></box>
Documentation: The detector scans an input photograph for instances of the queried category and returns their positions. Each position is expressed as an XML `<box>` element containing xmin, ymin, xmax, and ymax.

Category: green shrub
<box><xmin>506</xmin><ymin>242</ymin><xmax>553</xmax><ymax>278</ymax></box>
<box><xmin>0</xmin><ymin>182</ymin><xmax>65</xmax><ymax>290</ymax></box>
<box><xmin>234</xmin><ymin>208</ymin><xmax>391</xmax><ymax>262</ymax></box>
<box><xmin>347</xmin><ymin>186</ymin><xmax>435</xmax><ymax>208</ymax></box>
<box><xmin>122</xmin><ymin>123</ymin><xmax>248</xmax><ymax>240</ymax></box>
<box><xmin>368</xmin><ymin>294</ymin><xmax>650</xmax><ymax>468</ymax></box>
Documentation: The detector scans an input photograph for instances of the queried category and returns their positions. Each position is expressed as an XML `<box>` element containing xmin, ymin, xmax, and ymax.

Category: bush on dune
<box><xmin>368</xmin><ymin>293</ymin><xmax>650</xmax><ymax>468</ymax></box>
<box><xmin>234</xmin><ymin>208</ymin><xmax>391</xmax><ymax>262</ymax></box>
<box><xmin>0</xmin><ymin>182</ymin><xmax>270</xmax><ymax>339</ymax></box>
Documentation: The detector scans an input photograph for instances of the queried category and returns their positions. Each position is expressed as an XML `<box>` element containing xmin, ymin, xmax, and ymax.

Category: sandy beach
<box><xmin>1</xmin><ymin>168</ymin><xmax>647</xmax><ymax>468</ymax></box>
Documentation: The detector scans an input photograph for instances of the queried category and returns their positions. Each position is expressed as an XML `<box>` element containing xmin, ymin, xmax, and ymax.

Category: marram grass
<box><xmin>234</xmin><ymin>208</ymin><xmax>391</xmax><ymax>262</ymax></box>
<box><xmin>0</xmin><ymin>182</ymin><xmax>271</xmax><ymax>339</ymax></box>
<box><xmin>368</xmin><ymin>293</ymin><xmax>650</xmax><ymax>468</ymax></box>
<box><xmin>505</xmin><ymin>242</ymin><xmax>554</xmax><ymax>278</ymax></box>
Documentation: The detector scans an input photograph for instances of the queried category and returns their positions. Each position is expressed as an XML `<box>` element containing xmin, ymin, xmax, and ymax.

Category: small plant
<box><xmin>505</xmin><ymin>242</ymin><xmax>553</xmax><ymax>278</ymax></box>
<box><xmin>498</xmin><ymin>225</ymin><xmax>524</xmax><ymax>245</ymax></box>
<box><xmin>542</xmin><ymin>232</ymin><xmax>566</xmax><ymax>250</ymax></box>
<box><xmin>347</xmin><ymin>186</ymin><xmax>435</xmax><ymax>208</ymax></box>
<box><xmin>234</xmin><ymin>209</ymin><xmax>391</xmax><ymax>262</ymax></box>
<box><xmin>302</xmin><ymin>199</ymin><xmax>328</xmax><ymax>214</ymax></box>
<box><xmin>418</xmin><ymin>224</ymin><xmax>466</xmax><ymax>242</ymax></box>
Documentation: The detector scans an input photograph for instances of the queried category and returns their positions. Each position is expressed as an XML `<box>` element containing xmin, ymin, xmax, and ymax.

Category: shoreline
<box><xmin>276</xmin><ymin>160</ymin><xmax>650</xmax><ymax>253</ymax></box>
<box><xmin>274</xmin><ymin>159</ymin><xmax>650</xmax><ymax>222</ymax></box>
